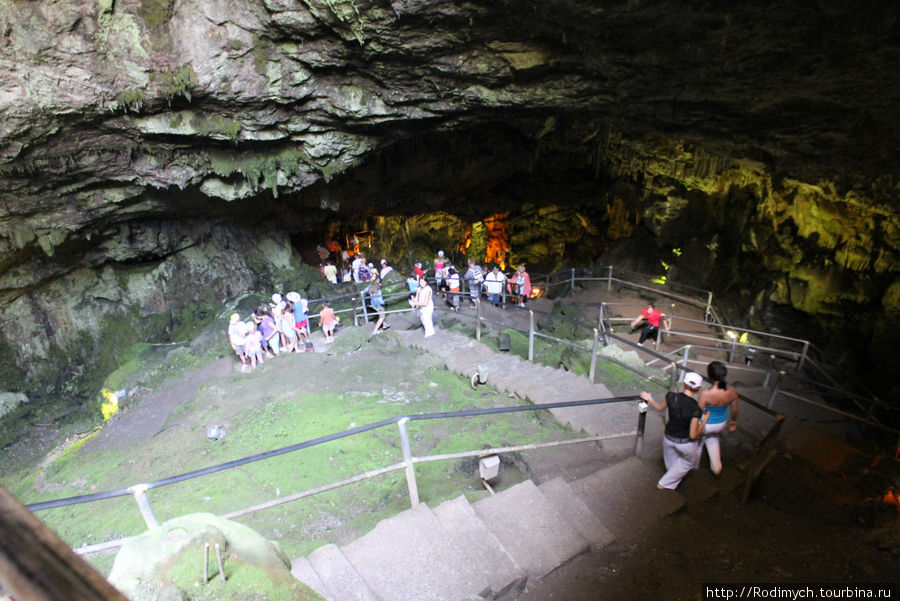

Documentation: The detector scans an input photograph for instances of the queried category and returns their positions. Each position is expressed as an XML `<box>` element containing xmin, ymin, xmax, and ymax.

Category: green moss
<box><xmin>166</xmin><ymin>557</ymin><xmax>321</xmax><ymax>601</ymax></box>
<box><xmin>251</xmin><ymin>36</ymin><xmax>271</xmax><ymax>77</ymax></box>
<box><xmin>102</xmin><ymin>343</ymin><xmax>152</xmax><ymax>392</ymax></box>
<box><xmin>13</xmin><ymin>340</ymin><xmax>578</xmax><ymax>561</ymax></box>
<box><xmin>208</xmin><ymin>148</ymin><xmax>310</xmax><ymax>197</ymax></box>
<box><xmin>115</xmin><ymin>89</ymin><xmax>145</xmax><ymax>113</ymax></box>
<box><xmin>0</xmin><ymin>335</ymin><xmax>23</xmax><ymax>394</ymax></box>
<box><xmin>189</xmin><ymin>113</ymin><xmax>242</xmax><ymax>141</ymax></box>
<box><xmin>139</xmin><ymin>0</ymin><xmax>174</xmax><ymax>30</ymax></box>
<box><xmin>150</xmin><ymin>65</ymin><xmax>197</xmax><ymax>102</ymax></box>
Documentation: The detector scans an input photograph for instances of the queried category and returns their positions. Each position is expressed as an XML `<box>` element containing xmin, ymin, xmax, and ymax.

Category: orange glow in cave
<box><xmin>460</xmin><ymin>227</ymin><xmax>472</xmax><ymax>254</ymax></box>
<box><xmin>884</xmin><ymin>490</ymin><xmax>900</xmax><ymax>511</ymax></box>
<box><xmin>483</xmin><ymin>213</ymin><xmax>509</xmax><ymax>269</ymax></box>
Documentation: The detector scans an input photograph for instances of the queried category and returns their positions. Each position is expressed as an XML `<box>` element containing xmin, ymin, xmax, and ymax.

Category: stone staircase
<box><xmin>392</xmin><ymin>319</ymin><xmax>640</xmax><ymax>441</ymax></box>
<box><xmin>290</xmin><ymin>457</ymin><xmax>687</xmax><ymax>601</ymax></box>
<box><xmin>289</xmin><ymin>315</ymin><xmax>697</xmax><ymax>601</ymax></box>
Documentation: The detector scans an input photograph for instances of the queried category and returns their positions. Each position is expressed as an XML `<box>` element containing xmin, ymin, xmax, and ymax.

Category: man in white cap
<box><xmin>640</xmin><ymin>372</ymin><xmax>709</xmax><ymax>490</ymax></box>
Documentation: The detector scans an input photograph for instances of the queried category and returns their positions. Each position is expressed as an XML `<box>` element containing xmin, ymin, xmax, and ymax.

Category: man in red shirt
<box><xmin>630</xmin><ymin>302</ymin><xmax>670</xmax><ymax>346</ymax></box>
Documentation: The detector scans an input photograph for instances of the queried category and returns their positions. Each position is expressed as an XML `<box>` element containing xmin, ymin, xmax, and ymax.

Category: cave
<box><xmin>1</xmin><ymin>1</ymin><xmax>897</xmax><ymax>403</ymax></box>
<box><xmin>0</xmin><ymin>0</ymin><xmax>896</xmax><ymax>427</ymax></box>
<box><xmin>2</xmin><ymin>0</ymin><xmax>900</xmax><ymax>597</ymax></box>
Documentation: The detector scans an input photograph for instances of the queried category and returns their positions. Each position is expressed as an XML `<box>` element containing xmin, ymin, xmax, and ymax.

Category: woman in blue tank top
<box><xmin>697</xmin><ymin>361</ymin><xmax>740</xmax><ymax>476</ymax></box>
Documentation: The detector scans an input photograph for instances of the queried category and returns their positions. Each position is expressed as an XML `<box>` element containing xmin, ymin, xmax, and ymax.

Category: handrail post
<box><xmin>475</xmin><ymin>298</ymin><xmax>482</xmax><ymax>342</ymax></box>
<box><xmin>682</xmin><ymin>344</ymin><xmax>691</xmax><ymax>373</ymax></box>
<box><xmin>598</xmin><ymin>306</ymin><xmax>608</xmax><ymax>346</ymax></box>
<box><xmin>667</xmin><ymin>303</ymin><xmax>676</xmax><ymax>344</ymax></box>
<box><xmin>352</xmin><ymin>294</ymin><xmax>359</xmax><ymax>326</ymax></box>
<box><xmin>397</xmin><ymin>418</ymin><xmax>420</xmax><ymax>507</ymax></box>
<box><xmin>570</xmin><ymin>268</ymin><xmax>575</xmax><ymax>293</ymax></box>
<box><xmin>728</xmin><ymin>338</ymin><xmax>736</xmax><ymax>363</ymax></box>
<box><xmin>589</xmin><ymin>328</ymin><xmax>599</xmax><ymax>383</ymax></box>
<box><xmin>634</xmin><ymin>399</ymin><xmax>648</xmax><ymax>456</ymax></box>
<box><xmin>360</xmin><ymin>291</ymin><xmax>369</xmax><ymax>324</ymax></box>
<box><xmin>763</xmin><ymin>354</ymin><xmax>776</xmax><ymax>387</ymax></box>
<box><xmin>767</xmin><ymin>370</ymin><xmax>785</xmax><ymax>409</ymax></box>
<box><xmin>607</xmin><ymin>265</ymin><xmax>613</xmax><ymax>291</ymax></box>
<box><xmin>705</xmin><ymin>291</ymin><xmax>713</xmax><ymax>319</ymax></box>
<box><xmin>797</xmin><ymin>341</ymin><xmax>809</xmax><ymax>372</ymax></box>
<box><xmin>128</xmin><ymin>484</ymin><xmax>159</xmax><ymax>529</ymax></box>
<box><xmin>669</xmin><ymin>362</ymin><xmax>679</xmax><ymax>392</ymax></box>
<box><xmin>528</xmin><ymin>310</ymin><xmax>535</xmax><ymax>362</ymax></box>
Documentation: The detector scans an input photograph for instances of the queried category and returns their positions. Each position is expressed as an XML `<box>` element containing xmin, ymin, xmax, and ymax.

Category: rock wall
<box><xmin>0</xmin><ymin>223</ymin><xmax>300</xmax><ymax>397</ymax></box>
<box><xmin>0</xmin><ymin>0</ymin><xmax>898</xmax><ymax>401</ymax></box>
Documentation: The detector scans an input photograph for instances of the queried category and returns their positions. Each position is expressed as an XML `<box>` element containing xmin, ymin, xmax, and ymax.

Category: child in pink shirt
<box><xmin>319</xmin><ymin>300</ymin><xmax>338</xmax><ymax>343</ymax></box>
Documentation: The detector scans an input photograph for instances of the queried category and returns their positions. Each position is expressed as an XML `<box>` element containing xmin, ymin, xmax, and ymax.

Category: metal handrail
<box><xmin>27</xmin><ymin>397</ymin><xmax>644</xmax><ymax>554</ymax></box>
<box><xmin>315</xmin><ymin>266</ymin><xmax>887</xmax><ymax>433</ymax></box>
<box><xmin>446</xmin><ymin>269</ymin><xmax>892</xmax><ymax>435</ymax></box>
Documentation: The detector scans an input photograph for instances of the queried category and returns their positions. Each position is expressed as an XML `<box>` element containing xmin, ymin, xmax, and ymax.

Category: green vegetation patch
<box><xmin>151</xmin><ymin>65</ymin><xmax>197</xmax><ymax>102</ymax></box>
<box><xmin>140</xmin><ymin>0</ymin><xmax>174</xmax><ymax>29</ymax></box>
<box><xmin>209</xmin><ymin>148</ymin><xmax>311</xmax><ymax>197</ymax></box>
<box><xmin>6</xmin><ymin>335</ymin><xmax>580</xmax><ymax>568</ymax></box>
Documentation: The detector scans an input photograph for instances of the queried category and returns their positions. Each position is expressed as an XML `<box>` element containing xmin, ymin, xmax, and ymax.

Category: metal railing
<box><xmin>26</xmin><ymin>263</ymin><xmax>810</xmax><ymax>553</ymax></box>
<box><xmin>264</xmin><ymin>265</ymin><xmax>891</xmax><ymax>436</ymax></box>
<box><xmin>520</xmin><ymin>266</ymin><xmax>894</xmax><ymax>436</ymax></box>
<box><xmin>28</xmin><ymin>398</ymin><xmax>643</xmax><ymax>555</ymax></box>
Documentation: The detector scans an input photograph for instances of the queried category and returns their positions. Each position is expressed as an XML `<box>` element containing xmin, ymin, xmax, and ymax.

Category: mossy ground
<box><xmin>2</xmin><ymin>318</ymin><xmax>585</xmax><ymax>576</ymax></box>
<box><xmin>0</xmin><ymin>283</ymin><xmax>651</xmax><ymax>584</ymax></box>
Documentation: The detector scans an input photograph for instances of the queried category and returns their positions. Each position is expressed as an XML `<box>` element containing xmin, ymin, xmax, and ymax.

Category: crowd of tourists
<box><xmin>226</xmin><ymin>291</ymin><xmax>338</xmax><ymax>372</ymax></box>
<box><xmin>227</xmin><ymin>249</ymin><xmax>536</xmax><ymax>371</ymax></box>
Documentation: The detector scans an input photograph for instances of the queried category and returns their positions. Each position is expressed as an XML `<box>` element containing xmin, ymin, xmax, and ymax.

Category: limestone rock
<box><xmin>108</xmin><ymin>513</ymin><xmax>321</xmax><ymax>601</ymax></box>
<box><xmin>0</xmin><ymin>392</ymin><xmax>27</xmax><ymax>421</ymax></box>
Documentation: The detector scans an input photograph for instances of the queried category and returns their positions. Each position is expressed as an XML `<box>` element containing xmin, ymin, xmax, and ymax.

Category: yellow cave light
<box><xmin>672</xmin><ymin>248</ymin><xmax>682</xmax><ymax>257</ymax></box>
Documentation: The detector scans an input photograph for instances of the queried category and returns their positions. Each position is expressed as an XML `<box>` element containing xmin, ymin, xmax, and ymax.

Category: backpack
<box><xmin>357</xmin><ymin>264</ymin><xmax>372</xmax><ymax>281</ymax></box>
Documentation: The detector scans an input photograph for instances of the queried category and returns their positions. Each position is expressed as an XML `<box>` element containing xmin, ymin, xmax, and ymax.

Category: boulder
<box><xmin>108</xmin><ymin>513</ymin><xmax>322</xmax><ymax>601</ymax></box>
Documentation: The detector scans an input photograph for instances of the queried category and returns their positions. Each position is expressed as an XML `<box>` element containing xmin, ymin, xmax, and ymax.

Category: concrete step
<box><xmin>472</xmin><ymin>480</ymin><xmax>589</xmax><ymax>579</ymax></box>
<box><xmin>432</xmin><ymin>495</ymin><xmax>527</xmax><ymax>600</ymax></box>
<box><xmin>290</xmin><ymin>556</ymin><xmax>333</xmax><ymax>601</ymax></box>
<box><xmin>307</xmin><ymin>543</ymin><xmax>379</xmax><ymax>601</ymax></box>
<box><xmin>569</xmin><ymin>455</ymin><xmax>686</xmax><ymax>545</ymax></box>
<box><xmin>537</xmin><ymin>477</ymin><xmax>615</xmax><ymax>552</ymax></box>
<box><xmin>340</xmin><ymin>502</ymin><xmax>490</xmax><ymax>601</ymax></box>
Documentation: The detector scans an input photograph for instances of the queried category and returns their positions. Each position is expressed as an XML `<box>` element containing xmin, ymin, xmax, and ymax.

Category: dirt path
<box><xmin>85</xmin><ymin>356</ymin><xmax>235</xmax><ymax>453</ymax></box>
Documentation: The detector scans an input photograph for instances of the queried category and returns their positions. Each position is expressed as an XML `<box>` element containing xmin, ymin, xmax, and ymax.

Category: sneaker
<box><xmin>637</xmin><ymin>342</ymin><xmax>644</xmax><ymax>347</ymax></box>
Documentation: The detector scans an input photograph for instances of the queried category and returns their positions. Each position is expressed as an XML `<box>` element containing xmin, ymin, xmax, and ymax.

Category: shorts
<box><xmin>232</xmin><ymin>343</ymin><xmax>245</xmax><ymax>355</ymax></box>
<box><xmin>296</xmin><ymin>320</ymin><xmax>308</xmax><ymax>330</ymax></box>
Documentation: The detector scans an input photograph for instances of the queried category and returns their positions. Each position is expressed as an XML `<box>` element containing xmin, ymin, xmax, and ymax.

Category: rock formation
<box><xmin>0</xmin><ymin>0</ymin><xmax>897</xmax><ymax>400</ymax></box>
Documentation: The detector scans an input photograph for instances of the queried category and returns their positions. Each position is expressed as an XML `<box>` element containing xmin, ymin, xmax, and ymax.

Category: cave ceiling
<box><xmin>0</xmin><ymin>0</ymin><xmax>899</xmax><ymax>314</ymax></box>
